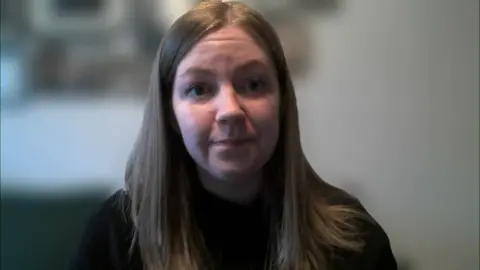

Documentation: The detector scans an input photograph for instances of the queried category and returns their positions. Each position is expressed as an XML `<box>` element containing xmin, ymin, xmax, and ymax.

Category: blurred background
<box><xmin>0</xmin><ymin>0</ymin><xmax>478</xmax><ymax>269</ymax></box>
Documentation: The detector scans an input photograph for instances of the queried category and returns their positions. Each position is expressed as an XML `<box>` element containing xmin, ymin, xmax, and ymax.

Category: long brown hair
<box><xmin>125</xmin><ymin>1</ymin><xmax>367</xmax><ymax>269</ymax></box>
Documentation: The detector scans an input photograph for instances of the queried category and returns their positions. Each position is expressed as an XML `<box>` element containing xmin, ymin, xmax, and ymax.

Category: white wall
<box><xmin>1</xmin><ymin>0</ymin><xmax>478</xmax><ymax>269</ymax></box>
<box><xmin>299</xmin><ymin>0</ymin><xmax>479</xmax><ymax>269</ymax></box>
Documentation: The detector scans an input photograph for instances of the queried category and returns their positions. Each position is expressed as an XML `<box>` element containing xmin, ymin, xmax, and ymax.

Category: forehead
<box><xmin>176</xmin><ymin>26</ymin><xmax>271</xmax><ymax>74</ymax></box>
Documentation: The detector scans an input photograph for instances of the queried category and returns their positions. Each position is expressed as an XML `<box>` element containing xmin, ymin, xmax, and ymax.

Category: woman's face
<box><xmin>172</xmin><ymin>26</ymin><xmax>280</xmax><ymax>181</ymax></box>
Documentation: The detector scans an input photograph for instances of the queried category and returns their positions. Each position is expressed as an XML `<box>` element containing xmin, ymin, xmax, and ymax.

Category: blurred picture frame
<box><xmin>0</xmin><ymin>40</ymin><xmax>30</xmax><ymax>107</ymax></box>
<box><xmin>151</xmin><ymin>0</ymin><xmax>198</xmax><ymax>30</ymax></box>
<box><xmin>26</xmin><ymin>0</ymin><xmax>129</xmax><ymax>35</ymax></box>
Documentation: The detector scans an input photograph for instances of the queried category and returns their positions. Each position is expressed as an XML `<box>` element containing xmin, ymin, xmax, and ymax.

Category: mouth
<box><xmin>211</xmin><ymin>138</ymin><xmax>254</xmax><ymax>147</ymax></box>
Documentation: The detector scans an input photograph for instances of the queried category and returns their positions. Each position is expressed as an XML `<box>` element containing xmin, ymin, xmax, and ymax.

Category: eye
<box><xmin>186</xmin><ymin>84</ymin><xmax>209</xmax><ymax>97</ymax></box>
<box><xmin>244</xmin><ymin>77</ymin><xmax>266</xmax><ymax>93</ymax></box>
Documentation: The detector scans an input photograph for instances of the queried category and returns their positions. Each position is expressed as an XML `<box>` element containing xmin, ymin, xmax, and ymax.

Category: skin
<box><xmin>172</xmin><ymin>26</ymin><xmax>280</xmax><ymax>203</ymax></box>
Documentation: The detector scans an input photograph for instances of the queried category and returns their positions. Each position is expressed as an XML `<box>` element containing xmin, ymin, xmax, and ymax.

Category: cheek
<box><xmin>260</xmin><ymin>111</ymin><xmax>280</xmax><ymax>147</ymax></box>
<box><xmin>173</xmin><ymin>103</ymin><xmax>212</xmax><ymax>147</ymax></box>
<box><xmin>257</xmin><ymin>109</ymin><xmax>279</xmax><ymax>136</ymax></box>
<box><xmin>248</xmin><ymin>98</ymin><xmax>280</xmax><ymax>147</ymax></box>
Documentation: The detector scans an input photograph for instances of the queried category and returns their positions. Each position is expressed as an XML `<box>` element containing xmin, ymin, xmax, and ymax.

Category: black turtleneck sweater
<box><xmin>193</xmin><ymin>184</ymin><xmax>270</xmax><ymax>269</ymax></box>
<box><xmin>71</xmin><ymin>189</ymin><xmax>397</xmax><ymax>270</ymax></box>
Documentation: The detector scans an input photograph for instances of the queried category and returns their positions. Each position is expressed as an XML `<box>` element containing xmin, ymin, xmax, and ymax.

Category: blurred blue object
<box><xmin>0</xmin><ymin>39</ymin><xmax>29</xmax><ymax>106</ymax></box>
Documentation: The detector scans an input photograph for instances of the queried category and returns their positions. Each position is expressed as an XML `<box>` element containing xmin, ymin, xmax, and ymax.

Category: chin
<box><xmin>212</xmin><ymin>163</ymin><xmax>259</xmax><ymax>180</ymax></box>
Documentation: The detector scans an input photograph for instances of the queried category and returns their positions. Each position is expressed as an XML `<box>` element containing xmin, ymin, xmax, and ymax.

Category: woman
<box><xmin>73</xmin><ymin>1</ymin><xmax>397</xmax><ymax>269</ymax></box>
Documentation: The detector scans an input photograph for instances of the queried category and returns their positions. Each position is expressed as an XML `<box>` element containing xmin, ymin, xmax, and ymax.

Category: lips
<box><xmin>212</xmin><ymin>138</ymin><xmax>254</xmax><ymax>147</ymax></box>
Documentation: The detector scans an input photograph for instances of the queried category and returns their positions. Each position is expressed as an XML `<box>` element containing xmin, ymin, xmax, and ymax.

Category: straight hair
<box><xmin>125</xmin><ymin>1</ymin><xmax>368</xmax><ymax>269</ymax></box>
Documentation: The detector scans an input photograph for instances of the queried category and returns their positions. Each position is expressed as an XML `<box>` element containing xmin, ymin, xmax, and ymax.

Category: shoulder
<box><xmin>354</xmin><ymin>211</ymin><xmax>397</xmax><ymax>269</ymax></box>
<box><xmin>327</xmin><ymin>193</ymin><xmax>398</xmax><ymax>270</ymax></box>
<box><xmin>71</xmin><ymin>189</ymin><xmax>141</xmax><ymax>270</ymax></box>
<box><xmin>81</xmin><ymin>189</ymin><xmax>132</xmax><ymax>238</ymax></box>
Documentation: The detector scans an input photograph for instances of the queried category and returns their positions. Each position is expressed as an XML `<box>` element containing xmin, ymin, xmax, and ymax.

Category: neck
<box><xmin>197</xmin><ymin>167</ymin><xmax>262</xmax><ymax>205</ymax></box>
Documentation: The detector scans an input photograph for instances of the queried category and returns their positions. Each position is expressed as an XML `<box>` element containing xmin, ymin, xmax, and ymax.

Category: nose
<box><xmin>215</xmin><ymin>84</ymin><xmax>245</xmax><ymax>125</ymax></box>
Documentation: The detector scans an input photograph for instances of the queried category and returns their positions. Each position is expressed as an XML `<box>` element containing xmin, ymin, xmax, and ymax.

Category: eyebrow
<box><xmin>178</xmin><ymin>59</ymin><xmax>270</xmax><ymax>78</ymax></box>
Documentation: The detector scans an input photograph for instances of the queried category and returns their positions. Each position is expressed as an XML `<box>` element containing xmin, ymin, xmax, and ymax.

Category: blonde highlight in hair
<box><xmin>125</xmin><ymin>1</ymin><xmax>369</xmax><ymax>269</ymax></box>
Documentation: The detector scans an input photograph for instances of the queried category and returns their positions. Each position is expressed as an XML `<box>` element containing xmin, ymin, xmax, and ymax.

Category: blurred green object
<box><xmin>1</xmin><ymin>191</ymin><xmax>108</xmax><ymax>270</ymax></box>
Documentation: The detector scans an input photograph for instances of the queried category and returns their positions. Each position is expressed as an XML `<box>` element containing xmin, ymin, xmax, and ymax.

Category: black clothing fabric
<box><xmin>71</xmin><ymin>189</ymin><xmax>397</xmax><ymax>270</ymax></box>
